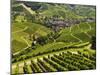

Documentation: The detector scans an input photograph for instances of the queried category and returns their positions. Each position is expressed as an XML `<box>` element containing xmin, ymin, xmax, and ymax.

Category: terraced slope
<box><xmin>11</xmin><ymin>0</ymin><xmax>96</xmax><ymax>74</ymax></box>
<box><xmin>57</xmin><ymin>22</ymin><xmax>96</xmax><ymax>42</ymax></box>
<box><xmin>12</xmin><ymin>48</ymin><xmax>96</xmax><ymax>74</ymax></box>
<box><xmin>12</xmin><ymin>22</ymin><xmax>53</xmax><ymax>53</ymax></box>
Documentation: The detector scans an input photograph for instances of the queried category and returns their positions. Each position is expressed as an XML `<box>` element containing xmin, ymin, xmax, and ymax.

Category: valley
<box><xmin>11</xmin><ymin>0</ymin><xmax>96</xmax><ymax>74</ymax></box>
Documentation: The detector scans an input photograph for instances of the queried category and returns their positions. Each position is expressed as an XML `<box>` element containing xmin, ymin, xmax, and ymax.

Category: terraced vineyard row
<box><xmin>12</xmin><ymin>50</ymin><xmax>96</xmax><ymax>74</ymax></box>
<box><xmin>12</xmin><ymin>42</ymin><xmax>90</xmax><ymax>63</ymax></box>
<box><xmin>57</xmin><ymin>22</ymin><xmax>96</xmax><ymax>42</ymax></box>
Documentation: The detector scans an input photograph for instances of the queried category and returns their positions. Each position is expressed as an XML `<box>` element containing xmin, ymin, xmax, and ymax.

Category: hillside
<box><xmin>12</xmin><ymin>22</ymin><xmax>53</xmax><ymax>53</ymax></box>
<box><xmin>11</xmin><ymin>0</ymin><xmax>96</xmax><ymax>74</ymax></box>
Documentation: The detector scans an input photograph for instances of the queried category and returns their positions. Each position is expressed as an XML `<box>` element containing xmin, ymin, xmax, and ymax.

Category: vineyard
<box><xmin>11</xmin><ymin>0</ymin><xmax>96</xmax><ymax>74</ymax></box>
<box><xmin>57</xmin><ymin>22</ymin><xmax>95</xmax><ymax>42</ymax></box>
<box><xmin>12</xmin><ymin>49</ymin><xmax>96</xmax><ymax>74</ymax></box>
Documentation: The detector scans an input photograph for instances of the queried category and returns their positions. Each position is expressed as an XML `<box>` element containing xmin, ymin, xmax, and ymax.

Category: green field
<box><xmin>12</xmin><ymin>22</ymin><xmax>53</xmax><ymax>53</ymax></box>
<box><xmin>11</xmin><ymin>0</ymin><xmax>96</xmax><ymax>74</ymax></box>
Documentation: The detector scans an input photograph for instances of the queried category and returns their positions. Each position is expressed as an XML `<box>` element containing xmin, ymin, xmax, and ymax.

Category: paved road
<box><xmin>20</xmin><ymin>3</ymin><xmax>35</xmax><ymax>15</ymax></box>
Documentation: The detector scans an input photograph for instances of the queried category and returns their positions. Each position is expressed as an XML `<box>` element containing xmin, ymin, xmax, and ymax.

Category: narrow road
<box><xmin>20</xmin><ymin>3</ymin><xmax>35</xmax><ymax>15</ymax></box>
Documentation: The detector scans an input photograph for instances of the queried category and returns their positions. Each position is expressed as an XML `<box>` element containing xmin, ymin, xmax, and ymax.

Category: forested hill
<box><xmin>12</xmin><ymin>1</ymin><xmax>96</xmax><ymax>19</ymax></box>
<box><xmin>24</xmin><ymin>2</ymin><xmax>96</xmax><ymax>18</ymax></box>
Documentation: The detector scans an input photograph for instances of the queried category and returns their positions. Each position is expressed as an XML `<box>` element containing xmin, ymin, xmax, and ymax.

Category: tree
<box><xmin>36</xmin><ymin>36</ymin><xmax>47</xmax><ymax>45</ymax></box>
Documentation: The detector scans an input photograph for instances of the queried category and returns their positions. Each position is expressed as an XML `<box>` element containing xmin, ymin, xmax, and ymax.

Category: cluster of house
<box><xmin>45</xmin><ymin>17</ymin><xmax>95</xmax><ymax>32</ymax></box>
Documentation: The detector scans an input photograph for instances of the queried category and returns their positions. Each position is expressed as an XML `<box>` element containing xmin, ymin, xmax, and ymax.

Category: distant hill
<box><xmin>12</xmin><ymin>1</ymin><xmax>96</xmax><ymax>20</ymax></box>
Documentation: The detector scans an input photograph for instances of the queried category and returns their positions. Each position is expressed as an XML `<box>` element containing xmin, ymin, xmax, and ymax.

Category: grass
<box><xmin>12</xmin><ymin>22</ymin><xmax>53</xmax><ymax>53</ymax></box>
<box><xmin>79</xmin><ymin>22</ymin><xmax>90</xmax><ymax>32</ymax></box>
<box><xmin>57</xmin><ymin>34</ymin><xmax>79</xmax><ymax>42</ymax></box>
<box><xmin>57</xmin><ymin>22</ymin><xmax>96</xmax><ymax>42</ymax></box>
<box><xmin>73</xmin><ymin>32</ymin><xmax>90</xmax><ymax>42</ymax></box>
<box><xmin>12</xmin><ymin>40</ymin><xmax>27</xmax><ymax>53</ymax></box>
